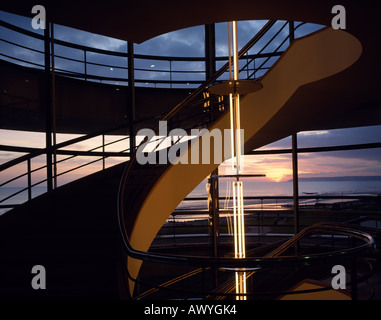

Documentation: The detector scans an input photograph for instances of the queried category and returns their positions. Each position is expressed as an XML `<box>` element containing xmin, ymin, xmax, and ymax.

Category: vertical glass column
<box><xmin>228</xmin><ymin>21</ymin><xmax>247</xmax><ymax>300</ymax></box>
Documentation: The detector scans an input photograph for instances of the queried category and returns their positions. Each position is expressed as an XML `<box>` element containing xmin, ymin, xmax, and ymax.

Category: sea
<box><xmin>174</xmin><ymin>178</ymin><xmax>381</xmax><ymax>220</ymax></box>
<box><xmin>1</xmin><ymin>179</ymin><xmax>381</xmax><ymax>216</ymax></box>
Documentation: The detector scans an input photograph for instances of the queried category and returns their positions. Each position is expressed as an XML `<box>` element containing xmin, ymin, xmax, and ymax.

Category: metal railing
<box><xmin>121</xmin><ymin>222</ymin><xmax>377</xmax><ymax>300</ymax></box>
<box><xmin>152</xmin><ymin>192</ymin><xmax>381</xmax><ymax>248</ymax></box>
<box><xmin>243</xmin><ymin>21</ymin><xmax>307</xmax><ymax>79</ymax></box>
<box><xmin>0</xmin><ymin>123</ymin><xmax>131</xmax><ymax>211</ymax></box>
<box><xmin>0</xmin><ymin>18</ymin><xmax>300</xmax><ymax>211</ymax></box>
<box><xmin>0</xmin><ymin>18</ymin><xmax>317</xmax><ymax>211</ymax></box>
<box><xmin>0</xmin><ymin>19</ymin><xmax>298</xmax><ymax>88</ymax></box>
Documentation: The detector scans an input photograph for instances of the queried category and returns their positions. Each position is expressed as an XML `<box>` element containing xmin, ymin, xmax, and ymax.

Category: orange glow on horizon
<box><xmin>266</xmin><ymin>170</ymin><xmax>291</xmax><ymax>182</ymax></box>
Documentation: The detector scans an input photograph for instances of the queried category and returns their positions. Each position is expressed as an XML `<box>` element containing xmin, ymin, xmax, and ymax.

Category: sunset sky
<box><xmin>219</xmin><ymin>126</ymin><xmax>381</xmax><ymax>183</ymax></box>
<box><xmin>1</xmin><ymin>10</ymin><xmax>381</xmax><ymax>190</ymax></box>
<box><xmin>2</xmin><ymin>125</ymin><xmax>381</xmax><ymax>187</ymax></box>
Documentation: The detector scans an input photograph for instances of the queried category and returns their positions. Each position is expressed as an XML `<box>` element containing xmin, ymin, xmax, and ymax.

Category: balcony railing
<box><xmin>0</xmin><ymin>19</ymin><xmax>316</xmax><ymax>88</ymax></box>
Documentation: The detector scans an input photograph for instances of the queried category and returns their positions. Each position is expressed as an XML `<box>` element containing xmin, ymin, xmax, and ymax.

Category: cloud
<box><xmin>54</xmin><ymin>24</ymin><xmax>126</xmax><ymax>52</ymax></box>
<box><xmin>258</xmin><ymin>125</ymin><xmax>381</xmax><ymax>151</ymax></box>
<box><xmin>298</xmin><ymin>126</ymin><xmax>381</xmax><ymax>148</ymax></box>
<box><xmin>299</xmin><ymin>130</ymin><xmax>330</xmax><ymax>136</ymax></box>
<box><xmin>298</xmin><ymin>154</ymin><xmax>381</xmax><ymax>178</ymax></box>
<box><xmin>136</xmin><ymin>25</ymin><xmax>205</xmax><ymax>57</ymax></box>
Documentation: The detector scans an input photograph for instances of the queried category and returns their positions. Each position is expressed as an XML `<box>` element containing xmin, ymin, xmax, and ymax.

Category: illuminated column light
<box><xmin>233</xmin><ymin>181</ymin><xmax>245</xmax><ymax>259</ymax></box>
<box><xmin>228</xmin><ymin>21</ymin><xmax>247</xmax><ymax>300</ymax></box>
<box><xmin>232</xmin><ymin>180</ymin><xmax>246</xmax><ymax>300</ymax></box>
<box><xmin>229</xmin><ymin>93</ymin><xmax>242</xmax><ymax>172</ymax></box>
<box><xmin>235</xmin><ymin>272</ymin><xmax>247</xmax><ymax>300</ymax></box>
<box><xmin>209</xmin><ymin>20</ymin><xmax>263</xmax><ymax>300</ymax></box>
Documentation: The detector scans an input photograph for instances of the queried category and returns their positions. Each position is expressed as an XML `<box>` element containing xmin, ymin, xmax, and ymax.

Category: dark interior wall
<box><xmin>0</xmin><ymin>60</ymin><xmax>43</xmax><ymax>131</ymax></box>
<box><xmin>0</xmin><ymin>60</ymin><xmax>191</xmax><ymax>134</ymax></box>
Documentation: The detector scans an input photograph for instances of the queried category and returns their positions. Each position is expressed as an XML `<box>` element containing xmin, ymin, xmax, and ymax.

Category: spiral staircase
<box><xmin>1</xmin><ymin>2</ymin><xmax>381</xmax><ymax>300</ymax></box>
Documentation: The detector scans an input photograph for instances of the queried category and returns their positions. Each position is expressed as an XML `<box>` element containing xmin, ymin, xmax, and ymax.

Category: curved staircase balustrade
<box><xmin>120</xmin><ymin>222</ymin><xmax>375</xmax><ymax>299</ymax></box>
<box><xmin>118</xmin><ymin>26</ymin><xmax>363</xmax><ymax>296</ymax></box>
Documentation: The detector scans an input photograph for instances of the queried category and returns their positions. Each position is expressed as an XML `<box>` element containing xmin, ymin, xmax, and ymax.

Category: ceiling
<box><xmin>0</xmin><ymin>0</ymin><xmax>378</xmax><ymax>44</ymax></box>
